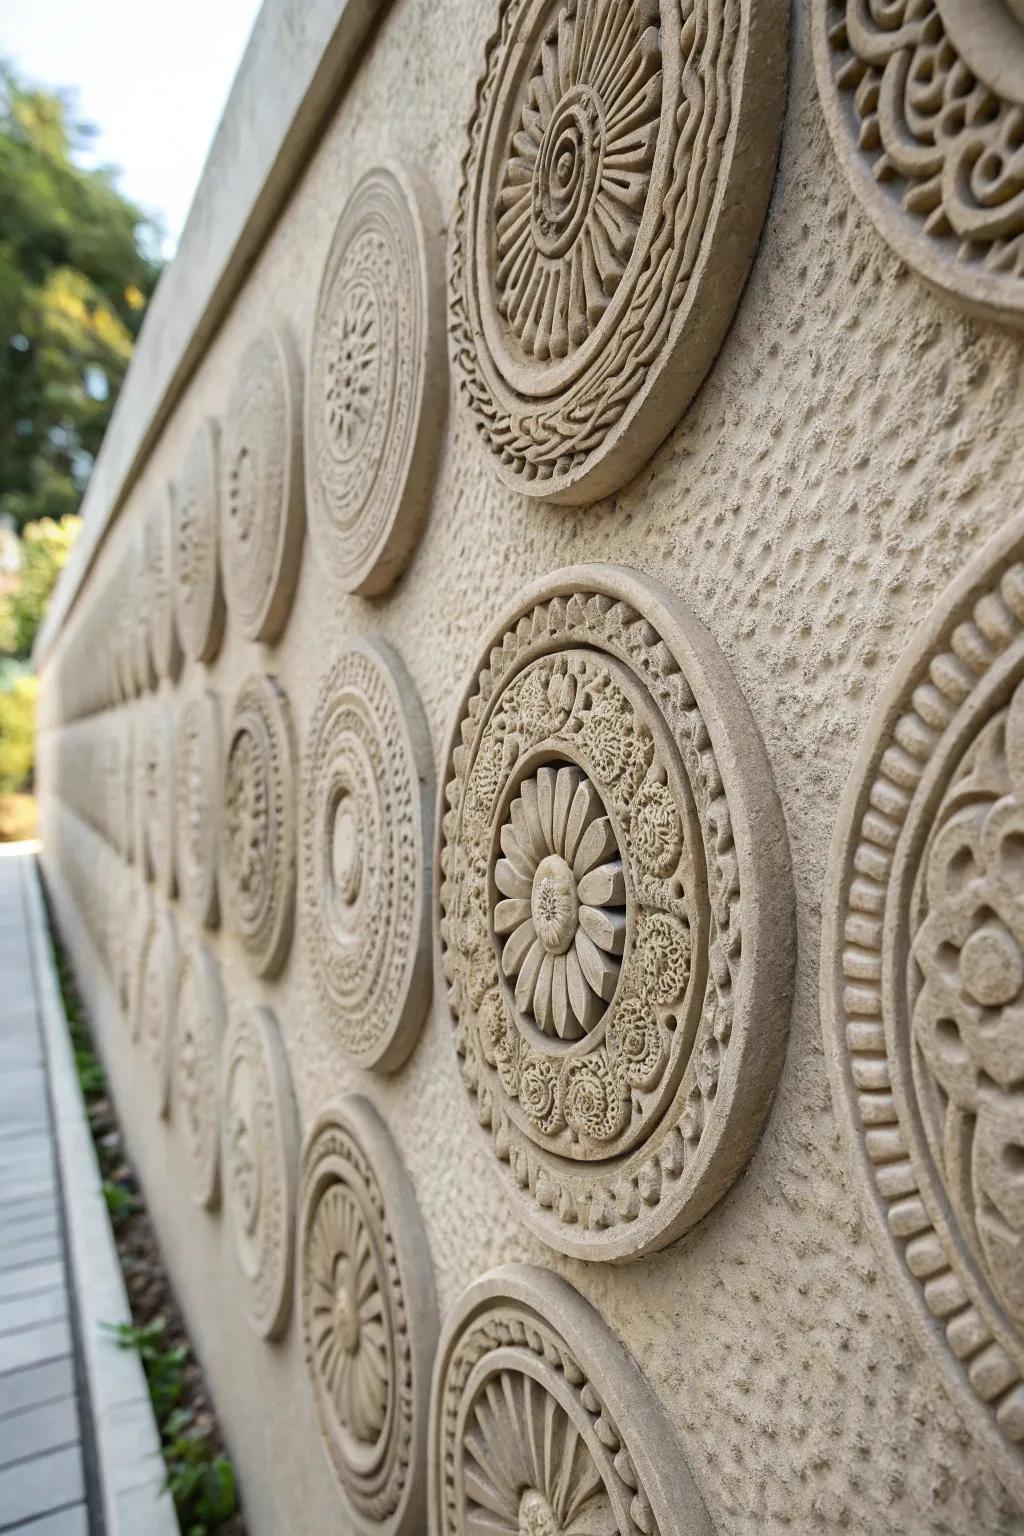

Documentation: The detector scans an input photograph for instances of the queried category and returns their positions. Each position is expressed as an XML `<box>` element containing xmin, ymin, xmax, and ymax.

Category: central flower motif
<box><xmin>519</xmin><ymin>1488</ymin><xmax>562</xmax><ymax>1536</ymax></box>
<box><xmin>324</xmin><ymin>281</ymin><xmax>380</xmax><ymax>456</ymax></box>
<box><xmin>307</xmin><ymin>1185</ymin><xmax>389</xmax><ymax>1445</ymax></box>
<box><xmin>495</xmin><ymin>763</ymin><xmax>625</xmax><ymax>1040</ymax></box>
<box><xmin>228</xmin><ymin>445</ymin><xmax>257</xmax><ymax>542</ymax></box>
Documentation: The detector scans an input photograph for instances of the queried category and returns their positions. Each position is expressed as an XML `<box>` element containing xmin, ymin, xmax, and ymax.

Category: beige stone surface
<box><xmin>36</xmin><ymin>0</ymin><xmax>1024</xmax><ymax>1532</ymax></box>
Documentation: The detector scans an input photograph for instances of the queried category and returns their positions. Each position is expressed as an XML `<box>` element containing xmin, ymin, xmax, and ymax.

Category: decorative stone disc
<box><xmin>133</xmin><ymin>899</ymin><xmax>178</xmax><ymax>1118</ymax></box>
<box><xmin>299</xmin><ymin>1097</ymin><xmax>438</xmax><ymax>1534</ymax></box>
<box><xmin>450</xmin><ymin>0</ymin><xmax>788</xmax><ymax>504</ymax></box>
<box><xmin>428</xmin><ymin>1264</ymin><xmax>712</xmax><ymax>1536</ymax></box>
<box><xmin>306</xmin><ymin>164</ymin><xmax>445</xmax><ymax>596</ymax></box>
<box><xmin>137</xmin><ymin>703</ymin><xmax>177</xmax><ymax>898</ymax></box>
<box><xmin>822</xmin><ymin>515</ymin><xmax>1024</xmax><ymax>1508</ymax></box>
<box><xmin>437</xmin><ymin>565</ymin><xmax>794</xmax><ymax>1260</ymax></box>
<box><xmin>173</xmin><ymin>940</ymin><xmax>226</xmax><ymax>1211</ymax></box>
<box><xmin>220</xmin><ymin>325</ymin><xmax>306</xmax><ymax>642</ymax></box>
<box><xmin>814</xmin><ymin>1</ymin><xmax>1024</xmax><ymax>328</ymax></box>
<box><xmin>303</xmin><ymin>640</ymin><xmax>433</xmax><ymax>1071</ymax></box>
<box><xmin>145</xmin><ymin>484</ymin><xmax>182</xmax><ymax>680</ymax></box>
<box><xmin>221</xmin><ymin>1004</ymin><xmax>299</xmax><ymax>1341</ymax></box>
<box><xmin>175</xmin><ymin>689</ymin><xmax>221</xmax><ymax>929</ymax></box>
<box><xmin>221</xmin><ymin>675</ymin><xmax>297</xmax><ymax>978</ymax></box>
<box><xmin>174</xmin><ymin>417</ymin><xmax>226</xmax><ymax>663</ymax></box>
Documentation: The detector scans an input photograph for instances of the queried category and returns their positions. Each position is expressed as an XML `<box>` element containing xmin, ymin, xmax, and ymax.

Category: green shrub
<box><xmin>0</xmin><ymin>674</ymin><xmax>37</xmax><ymax>792</ymax></box>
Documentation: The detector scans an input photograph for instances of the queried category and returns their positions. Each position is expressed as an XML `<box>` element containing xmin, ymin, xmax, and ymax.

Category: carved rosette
<box><xmin>133</xmin><ymin>900</ymin><xmax>178</xmax><ymax>1118</ymax></box>
<box><xmin>450</xmin><ymin>0</ymin><xmax>788</xmax><ymax>503</ymax></box>
<box><xmin>303</xmin><ymin>641</ymin><xmax>433</xmax><ymax>1071</ymax></box>
<box><xmin>173</xmin><ymin>940</ymin><xmax>226</xmax><ymax>1211</ymax></box>
<box><xmin>428</xmin><ymin>1264</ymin><xmax>712</xmax><ymax>1536</ymax></box>
<box><xmin>822</xmin><ymin>516</ymin><xmax>1024</xmax><ymax>1507</ymax></box>
<box><xmin>438</xmin><ymin>566</ymin><xmax>794</xmax><ymax>1260</ymax></box>
<box><xmin>145</xmin><ymin>485</ymin><xmax>182</xmax><ymax>679</ymax></box>
<box><xmin>307</xmin><ymin>164</ymin><xmax>445</xmax><ymax>595</ymax></box>
<box><xmin>174</xmin><ymin>418</ymin><xmax>226</xmax><ymax>663</ymax></box>
<box><xmin>220</xmin><ymin>326</ymin><xmax>305</xmax><ymax>641</ymax></box>
<box><xmin>175</xmin><ymin>690</ymin><xmax>221</xmax><ymax>929</ymax></box>
<box><xmin>221</xmin><ymin>676</ymin><xmax>297</xmax><ymax>978</ymax></box>
<box><xmin>299</xmin><ymin>1098</ymin><xmax>438</xmax><ymax>1534</ymax></box>
<box><xmin>221</xmin><ymin>1004</ymin><xmax>298</xmax><ymax>1340</ymax></box>
<box><xmin>814</xmin><ymin>0</ymin><xmax>1024</xmax><ymax>327</ymax></box>
<box><xmin>137</xmin><ymin>703</ymin><xmax>177</xmax><ymax>897</ymax></box>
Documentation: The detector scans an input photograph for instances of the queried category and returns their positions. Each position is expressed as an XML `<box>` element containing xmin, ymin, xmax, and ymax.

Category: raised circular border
<box><xmin>132</xmin><ymin>899</ymin><xmax>178</xmax><ymax>1118</ymax></box>
<box><xmin>145</xmin><ymin>484</ymin><xmax>183</xmax><ymax>681</ymax></box>
<box><xmin>173</xmin><ymin>417</ymin><xmax>226</xmax><ymax>664</ymax></box>
<box><xmin>174</xmin><ymin>688</ymin><xmax>222</xmax><ymax>930</ymax></box>
<box><xmin>173</xmin><ymin>939</ymin><xmax>227</xmax><ymax>1211</ymax></box>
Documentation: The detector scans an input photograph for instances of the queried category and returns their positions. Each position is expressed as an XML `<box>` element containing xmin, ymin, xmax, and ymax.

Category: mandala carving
<box><xmin>137</xmin><ymin>703</ymin><xmax>177</xmax><ymax>897</ymax></box>
<box><xmin>823</xmin><ymin>515</ymin><xmax>1024</xmax><ymax>1508</ymax></box>
<box><xmin>221</xmin><ymin>675</ymin><xmax>297</xmax><ymax>978</ymax></box>
<box><xmin>133</xmin><ymin>900</ymin><xmax>178</xmax><ymax>1118</ymax></box>
<box><xmin>299</xmin><ymin>1097</ymin><xmax>438</xmax><ymax>1533</ymax></box>
<box><xmin>174</xmin><ymin>418</ymin><xmax>226</xmax><ymax>663</ymax></box>
<box><xmin>438</xmin><ymin>565</ymin><xmax>794</xmax><ymax>1259</ymax></box>
<box><xmin>307</xmin><ymin>164</ymin><xmax>445</xmax><ymax>595</ymax></box>
<box><xmin>303</xmin><ymin>640</ymin><xmax>433</xmax><ymax>1070</ymax></box>
<box><xmin>145</xmin><ymin>485</ymin><xmax>182</xmax><ymax>680</ymax></box>
<box><xmin>814</xmin><ymin>0</ymin><xmax>1024</xmax><ymax>327</ymax></box>
<box><xmin>220</xmin><ymin>325</ymin><xmax>305</xmax><ymax>641</ymax></box>
<box><xmin>175</xmin><ymin>689</ymin><xmax>221</xmax><ymax>929</ymax></box>
<box><xmin>221</xmin><ymin>1004</ymin><xmax>298</xmax><ymax>1340</ymax></box>
<box><xmin>450</xmin><ymin>0</ymin><xmax>788</xmax><ymax>503</ymax></box>
<box><xmin>174</xmin><ymin>939</ymin><xmax>226</xmax><ymax>1211</ymax></box>
<box><xmin>429</xmin><ymin>1264</ymin><xmax>712</xmax><ymax>1536</ymax></box>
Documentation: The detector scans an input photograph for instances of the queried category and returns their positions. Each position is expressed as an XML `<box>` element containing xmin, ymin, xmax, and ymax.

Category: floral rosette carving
<box><xmin>220</xmin><ymin>325</ymin><xmax>306</xmax><ymax>642</ymax></box>
<box><xmin>302</xmin><ymin>641</ymin><xmax>433</xmax><ymax>1071</ymax></box>
<box><xmin>814</xmin><ymin>0</ymin><xmax>1024</xmax><ymax>327</ymax></box>
<box><xmin>438</xmin><ymin>565</ymin><xmax>793</xmax><ymax>1259</ymax></box>
<box><xmin>136</xmin><ymin>702</ymin><xmax>177</xmax><ymax>897</ymax></box>
<box><xmin>145</xmin><ymin>484</ymin><xmax>182</xmax><ymax>680</ymax></box>
<box><xmin>428</xmin><ymin>1265</ymin><xmax>712</xmax><ymax>1536</ymax></box>
<box><xmin>221</xmin><ymin>675</ymin><xmax>297</xmax><ymax>978</ymax></box>
<box><xmin>174</xmin><ymin>940</ymin><xmax>226</xmax><ymax>1211</ymax></box>
<box><xmin>299</xmin><ymin>1098</ymin><xmax>438</xmax><ymax>1533</ymax></box>
<box><xmin>450</xmin><ymin>0</ymin><xmax>788</xmax><ymax>502</ymax></box>
<box><xmin>174</xmin><ymin>418</ymin><xmax>226</xmax><ymax>663</ymax></box>
<box><xmin>306</xmin><ymin>164</ymin><xmax>445</xmax><ymax>596</ymax></box>
<box><xmin>822</xmin><ymin>516</ymin><xmax>1024</xmax><ymax>1508</ymax></box>
<box><xmin>175</xmin><ymin>690</ymin><xmax>222</xmax><ymax>929</ymax></box>
<box><xmin>133</xmin><ymin>900</ymin><xmax>178</xmax><ymax>1118</ymax></box>
<box><xmin>221</xmin><ymin>1004</ymin><xmax>298</xmax><ymax>1341</ymax></box>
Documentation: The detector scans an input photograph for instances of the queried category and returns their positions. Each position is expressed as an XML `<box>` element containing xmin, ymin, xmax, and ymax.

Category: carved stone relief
<box><xmin>450</xmin><ymin>0</ymin><xmax>789</xmax><ymax>503</ymax></box>
<box><xmin>175</xmin><ymin>689</ymin><xmax>221</xmax><ymax>929</ymax></box>
<box><xmin>438</xmin><ymin>565</ymin><xmax>794</xmax><ymax>1259</ymax></box>
<box><xmin>220</xmin><ymin>326</ymin><xmax>305</xmax><ymax>642</ymax></box>
<box><xmin>306</xmin><ymin>164</ymin><xmax>446</xmax><ymax>595</ymax></box>
<box><xmin>221</xmin><ymin>1004</ymin><xmax>299</xmax><ymax>1341</ymax></box>
<box><xmin>133</xmin><ymin>899</ymin><xmax>179</xmax><ymax>1118</ymax></box>
<box><xmin>221</xmin><ymin>675</ymin><xmax>297</xmax><ymax>978</ymax></box>
<box><xmin>174</xmin><ymin>418</ymin><xmax>226</xmax><ymax>663</ymax></box>
<box><xmin>298</xmin><ymin>1096</ymin><xmax>438</xmax><ymax>1533</ymax></box>
<box><xmin>145</xmin><ymin>485</ymin><xmax>183</xmax><ymax>680</ymax></box>
<box><xmin>822</xmin><ymin>516</ymin><xmax>1024</xmax><ymax>1509</ymax></box>
<box><xmin>814</xmin><ymin>0</ymin><xmax>1024</xmax><ymax>327</ymax></box>
<box><xmin>303</xmin><ymin>640</ymin><xmax>433</xmax><ymax>1071</ymax></box>
<box><xmin>429</xmin><ymin>1264</ymin><xmax>713</xmax><ymax>1535</ymax></box>
<box><xmin>137</xmin><ymin>703</ymin><xmax>177</xmax><ymax>897</ymax></box>
<box><xmin>174</xmin><ymin>939</ymin><xmax>227</xmax><ymax>1211</ymax></box>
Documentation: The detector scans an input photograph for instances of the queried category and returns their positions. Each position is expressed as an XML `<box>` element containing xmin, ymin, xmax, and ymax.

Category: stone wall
<box><xmin>36</xmin><ymin>1</ymin><xmax>1024</xmax><ymax>1531</ymax></box>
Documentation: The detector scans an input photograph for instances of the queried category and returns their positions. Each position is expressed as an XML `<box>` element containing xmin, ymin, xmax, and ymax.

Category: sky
<box><xmin>3</xmin><ymin>0</ymin><xmax>264</xmax><ymax>254</ymax></box>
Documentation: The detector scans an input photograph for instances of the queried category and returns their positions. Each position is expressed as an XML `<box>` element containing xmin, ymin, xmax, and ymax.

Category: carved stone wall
<box><xmin>35</xmin><ymin>1</ymin><xmax>1024</xmax><ymax>1533</ymax></box>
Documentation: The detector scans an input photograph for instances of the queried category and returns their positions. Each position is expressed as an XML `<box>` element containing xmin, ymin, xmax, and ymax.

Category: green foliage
<box><xmin>0</xmin><ymin>62</ymin><xmax>161</xmax><ymax>530</ymax></box>
<box><xmin>101</xmin><ymin>1178</ymin><xmax>138</xmax><ymax>1226</ymax></box>
<box><xmin>105</xmin><ymin>1317</ymin><xmax>188</xmax><ymax>1424</ymax></box>
<box><xmin>0</xmin><ymin>672</ymin><xmax>36</xmax><ymax>791</ymax></box>
<box><xmin>0</xmin><ymin>512</ymin><xmax>80</xmax><ymax>658</ymax></box>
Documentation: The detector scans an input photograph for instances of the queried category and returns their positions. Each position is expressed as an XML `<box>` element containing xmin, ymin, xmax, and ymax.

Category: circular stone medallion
<box><xmin>220</xmin><ymin>326</ymin><xmax>305</xmax><ymax>642</ymax></box>
<box><xmin>145</xmin><ymin>485</ymin><xmax>182</xmax><ymax>680</ymax></box>
<box><xmin>221</xmin><ymin>1004</ymin><xmax>299</xmax><ymax>1340</ymax></box>
<box><xmin>822</xmin><ymin>515</ymin><xmax>1024</xmax><ymax>1508</ymax></box>
<box><xmin>175</xmin><ymin>690</ymin><xmax>222</xmax><ymax>929</ymax></box>
<box><xmin>137</xmin><ymin>703</ymin><xmax>177</xmax><ymax>898</ymax></box>
<box><xmin>429</xmin><ymin>1264</ymin><xmax>712</xmax><ymax>1536</ymax></box>
<box><xmin>303</xmin><ymin>640</ymin><xmax>433</xmax><ymax>1071</ymax></box>
<box><xmin>307</xmin><ymin>164</ymin><xmax>445</xmax><ymax>595</ymax></box>
<box><xmin>438</xmin><ymin>565</ymin><xmax>794</xmax><ymax>1260</ymax></box>
<box><xmin>814</xmin><ymin>0</ymin><xmax>1024</xmax><ymax>328</ymax></box>
<box><xmin>299</xmin><ymin>1097</ymin><xmax>438</xmax><ymax>1534</ymax></box>
<box><xmin>450</xmin><ymin>0</ymin><xmax>789</xmax><ymax>503</ymax></box>
<box><xmin>133</xmin><ymin>900</ymin><xmax>178</xmax><ymax>1118</ymax></box>
<box><xmin>174</xmin><ymin>940</ymin><xmax>226</xmax><ymax>1211</ymax></box>
<box><xmin>221</xmin><ymin>675</ymin><xmax>297</xmax><ymax>978</ymax></box>
<box><xmin>174</xmin><ymin>418</ymin><xmax>226</xmax><ymax>663</ymax></box>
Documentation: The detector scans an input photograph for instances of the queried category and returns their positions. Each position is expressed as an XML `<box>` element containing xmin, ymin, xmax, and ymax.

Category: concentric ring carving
<box><xmin>174</xmin><ymin>940</ymin><xmax>226</xmax><ymax>1211</ymax></box>
<box><xmin>428</xmin><ymin>1264</ymin><xmax>712</xmax><ymax>1536</ymax></box>
<box><xmin>221</xmin><ymin>1004</ymin><xmax>298</xmax><ymax>1340</ymax></box>
<box><xmin>303</xmin><ymin>640</ymin><xmax>433</xmax><ymax>1071</ymax></box>
<box><xmin>174</xmin><ymin>418</ymin><xmax>226</xmax><ymax>663</ymax></box>
<box><xmin>307</xmin><ymin>164</ymin><xmax>445</xmax><ymax>595</ymax></box>
<box><xmin>145</xmin><ymin>485</ymin><xmax>182</xmax><ymax>680</ymax></box>
<box><xmin>299</xmin><ymin>1097</ymin><xmax>438</xmax><ymax>1534</ymax></box>
<box><xmin>137</xmin><ymin>702</ymin><xmax>177</xmax><ymax>897</ymax></box>
<box><xmin>133</xmin><ymin>899</ymin><xmax>178</xmax><ymax>1118</ymax></box>
<box><xmin>220</xmin><ymin>325</ymin><xmax>305</xmax><ymax>641</ymax></box>
<box><xmin>221</xmin><ymin>675</ymin><xmax>297</xmax><ymax>978</ymax></box>
<box><xmin>822</xmin><ymin>514</ymin><xmax>1024</xmax><ymax>1508</ymax></box>
<box><xmin>450</xmin><ymin>0</ymin><xmax>788</xmax><ymax>502</ymax></box>
<box><xmin>438</xmin><ymin>565</ymin><xmax>794</xmax><ymax>1259</ymax></box>
<box><xmin>175</xmin><ymin>689</ymin><xmax>221</xmax><ymax>929</ymax></box>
